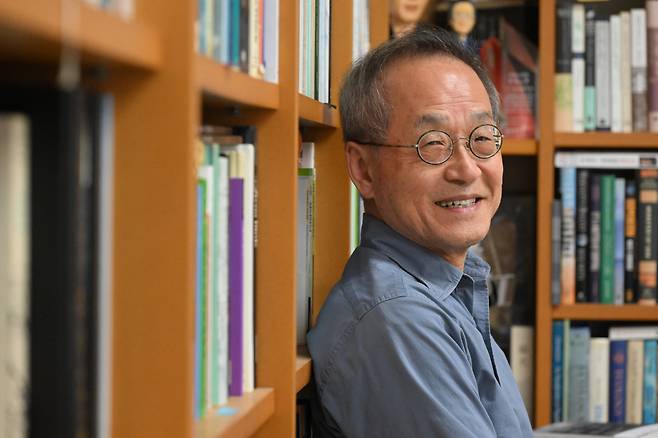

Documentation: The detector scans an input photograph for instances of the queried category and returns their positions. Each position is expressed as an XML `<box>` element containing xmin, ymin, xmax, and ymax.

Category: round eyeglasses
<box><xmin>352</xmin><ymin>123</ymin><xmax>504</xmax><ymax>165</ymax></box>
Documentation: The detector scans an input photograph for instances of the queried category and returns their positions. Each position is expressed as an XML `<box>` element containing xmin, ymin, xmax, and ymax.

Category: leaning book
<box><xmin>535</xmin><ymin>422</ymin><xmax>658</xmax><ymax>437</ymax></box>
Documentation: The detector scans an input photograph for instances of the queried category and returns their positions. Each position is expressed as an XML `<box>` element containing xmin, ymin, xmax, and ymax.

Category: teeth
<box><xmin>437</xmin><ymin>198</ymin><xmax>477</xmax><ymax>208</ymax></box>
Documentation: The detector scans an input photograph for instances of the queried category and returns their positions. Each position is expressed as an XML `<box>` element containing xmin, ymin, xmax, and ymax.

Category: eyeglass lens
<box><xmin>417</xmin><ymin>124</ymin><xmax>502</xmax><ymax>164</ymax></box>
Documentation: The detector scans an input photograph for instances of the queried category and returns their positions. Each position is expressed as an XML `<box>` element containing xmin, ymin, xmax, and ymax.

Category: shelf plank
<box><xmin>502</xmin><ymin>138</ymin><xmax>537</xmax><ymax>156</ymax></box>
<box><xmin>298</xmin><ymin>94</ymin><xmax>339</xmax><ymax>128</ymax></box>
<box><xmin>553</xmin><ymin>304</ymin><xmax>658</xmax><ymax>321</ymax></box>
<box><xmin>296</xmin><ymin>351</ymin><xmax>312</xmax><ymax>393</ymax></box>
<box><xmin>555</xmin><ymin>132</ymin><xmax>658</xmax><ymax>148</ymax></box>
<box><xmin>197</xmin><ymin>56</ymin><xmax>279</xmax><ymax>110</ymax></box>
<box><xmin>0</xmin><ymin>0</ymin><xmax>160</xmax><ymax>70</ymax></box>
<box><xmin>196</xmin><ymin>388</ymin><xmax>275</xmax><ymax>438</ymax></box>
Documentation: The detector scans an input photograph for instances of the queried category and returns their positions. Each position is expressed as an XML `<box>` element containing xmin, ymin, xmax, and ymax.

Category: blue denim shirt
<box><xmin>307</xmin><ymin>214</ymin><xmax>533</xmax><ymax>438</ymax></box>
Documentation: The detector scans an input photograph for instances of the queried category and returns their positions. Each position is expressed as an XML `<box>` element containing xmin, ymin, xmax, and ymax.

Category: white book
<box><xmin>610</xmin><ymin>15</ymin><xmax>622</xmax><ymax>132</ymax></box>
<box><xmin>96</xmin><ymin>95</ymin><xmax>114</xmax><ymax>438</ymax></box>
<box><xmin>621</xmin><ymin>11</ymin><xmax>633</xmax><ymax>133</ymax></box>
<box><xmin>248</xmin><ymin>0</ymin><xmax>263</xmax><ymax>78</ymax></box>
<box><xmin>595</xmin><ymin>19</ymin><xmax>611</xmax><ymax>130</ymax></box>
<box><xmin>555</xmin><ymin>151</ymin><xmax>658</xmax><ymax>169</ymax></box>
<box><xmin>299</xmin><ymin>0</ymin><xmax>305</xmax><ymax>94</ymax></box>
<box><xmin>511</xmin><ymin>325</ymin><xmax>534</xmax><ymax>419</ymax></box>
<box><xmin>572</xmin><ymin>3</ymin><xmax>585</xmax><ymax>132</ymax></box>
<box><xmin>217</xmin><ymin>155</ymin><xmax>229</xmax><ymax>405</ymax></box>
<box><xmin>222</xmin><ymin>143</ymin><xmax>256</xmax><ymax>393</ymax></box>
<box><xmin>609</xmin><ymin>326</ymin><xmax>658</xmax><ymax>340</ymax></box>
<box><xmin>263</xmin><ymin>0</ymin><xmax>279</xmax><ymax>83</ymax></box>
<box><xmin>205</xmin><ymin>0</ymin><xmax>215</xmax><ymax>57</ymax></box>
<box><xmin>198</xmin><ymin>163</ymin><xmax>214</xmax><ymax>409</ymax></box>
<box><xmin>589</xmin><ymin>338</ymin><xmax>610</xmax><ymax>422</ymax></box>
<box><xmin>631</xmin><ymin>8</ymin><xmax>648</xmax><ymax>131</ymax></box>
<box><xmin>0</xmin><ymin>114</ymin><xmax>31</xmax><ymax>438</ymax></box>
<box><xmin>626</xmin><ymin>340</ymin><xmax>644</xmax><ymax>424</ymax></box>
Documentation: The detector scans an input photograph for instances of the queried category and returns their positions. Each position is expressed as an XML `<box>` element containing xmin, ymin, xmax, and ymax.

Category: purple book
<box><xmin>228</xmin><ymin>178</ymin><xmax>244</xmax><ymax>397</ymax></box>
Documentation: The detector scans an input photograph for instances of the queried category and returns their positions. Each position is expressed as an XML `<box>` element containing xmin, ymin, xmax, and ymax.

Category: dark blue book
<box><xmin>609</xmin><ymin>340</ymin><xmax>628</xmax><ymax>423</ymax></box>
<box><xmin>553</xmin><ymin>320</ymin><xmax>565</xmax><ymax>422</ymax></box>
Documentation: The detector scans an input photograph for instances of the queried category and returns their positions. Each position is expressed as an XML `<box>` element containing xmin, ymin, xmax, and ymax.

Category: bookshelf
<box><xmin>0</xmin><ymin>1</ymin><xmax>387</xmax><ymax>438</ymax></box>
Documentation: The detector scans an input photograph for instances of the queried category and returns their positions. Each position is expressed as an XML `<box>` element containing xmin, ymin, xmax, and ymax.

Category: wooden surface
<box><xmin>553</xmin><ymin>304</ymin><xmax>658</xmax><ymax>321</ymax></box>
<box><xmin>298</xmin><ymin>93</ymin><xmax>339</xmax><ymax>127</ymax></box>
<box><xmin>502</xmin><ymin>139</ymin><xmax>537</xmax><ymax>156</ymax></box>
<box><xmin>555</xmin><ymin>132</ymin><xmax>658</xmax><ymax>147</ymax></box>
<box><xmin>295</xmin><ymin>352</ymin><xmax>312</xmax><ymax>393</ymax></box>
<box><xmin>197</xmin><ymin>56</ymin><xmax>279</xmax><ymax>110</ymax></box>
<box><xmin>0</xmin><ymin>0</ymin><xmax>160</xmax><ymax>69</ymax></box>
<box><xmin>196</xmin><ymin>389</ymin><xmax>275</xmax><ymax>438</ymax></box>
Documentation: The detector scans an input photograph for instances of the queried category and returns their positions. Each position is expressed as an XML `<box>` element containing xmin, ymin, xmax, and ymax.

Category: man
<box><xmin>307</xmin><ymin>26</ymin><xmax>533</xmax><ymax>437</ymax></box>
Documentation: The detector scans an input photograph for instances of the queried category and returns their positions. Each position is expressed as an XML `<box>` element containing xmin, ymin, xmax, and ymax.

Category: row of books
<box><xmin>194</xmin><ymin>126</ymin><xmax>256</xmax><ymax>419</ymax></box>
<box><xmin>196</xmin><ymin>0</ymin><xmax>279</xmax><ymax>83</ymax></box>
<box><xmin>0</xmin><ymin>88</ymin><xmax>115</xmax><ymax>438</ymax></box>
<box><xmin>553</xmin><ymin>151</ymin><xmax>658</xmax><ymax>305</ymax></box>
<box><xmin>552</xmin><ymin>322</ymin><xmax>658</xmax><ymax>426</ymax></box>
<box><xmin>555</xmin><ymin>0</ymin><xmax>658</xmax><ymax>133</ymax></box>
<box><xmin>298</xmin><ymin>0</ymin><xmax>331</xmax><ymax>103</ymax></box>
<box><xmin>83</xmin><ymin>0</ymin><xmax>135</xmax><ymax>20</ymax></box>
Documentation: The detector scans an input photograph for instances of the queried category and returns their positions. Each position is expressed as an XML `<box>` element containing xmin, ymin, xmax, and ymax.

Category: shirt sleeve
<box><xmin>317</xmin><ymin>295</ymin><xmax>498</xmax><ymax>438</ymax></box>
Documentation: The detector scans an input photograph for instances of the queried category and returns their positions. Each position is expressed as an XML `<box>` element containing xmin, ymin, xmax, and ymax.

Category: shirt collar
<box><xmin>359</xmin><ymin>214</ymin><xmax>490</xmax><ymax>299</ymax></box>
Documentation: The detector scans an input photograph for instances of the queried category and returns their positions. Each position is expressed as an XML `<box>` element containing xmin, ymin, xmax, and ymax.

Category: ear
<box><xmin>345</xmin><ymin>141</ymin><xmax>376</xmax><ymax>200</ymax></box>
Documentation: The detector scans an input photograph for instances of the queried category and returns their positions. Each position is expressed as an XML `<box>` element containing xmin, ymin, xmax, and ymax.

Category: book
<box><xmin>561</xmin><ymin>167</ymin><xmax>577</xmax><ymax>304</ymax></box>
<box><xmin>636</xmin><ymin>169</ymin><xmax>658</xmax><ymax>305</ymax></box>
<box><xmin>610</xmin><ymin>14</ymin><xmax>622</xmax><ymax>133</ymax></box>
<box><xmin>553</xmin><ymin>199</ymin><xmax>564</xmax><ymax>305</ymax></box>
<box><xmin>554</xmin><ymin>320</ymin><xmax>566</xmax><ymax>422</ymax></box>
<box><xmin>610</xmin><ymin>340</ymin><xmax>628</xmax><ymax>423</ymax></box>
<box><xmin>511</xmin><ymin>325</ymin><xmax>534</xmax><ymax>418</ymax></box>
<box><xmin>296</xmin><ymin>142</ymin><xmax>315</xmax><ymax>345</ymax></box>
<box><xmin>0</xmin><ymin>113</ymin><xmax>30</xmax><ymax>438</ymax></box>
<box><xmin>568</xmin><ymin>326</ymin><xmax>591</xmax><ymax>422</ymax></box>
<box><xmin>589</xmin><ymin>338</ymin><xmax>610</xmax><ymax>423</ymax></box>
<box><xmin>535</xmin><ymin>422</ymin><xmax>658</xmax><ymax>437</ymax></box>
<box><xmin>631</xmin><ymin>8</ymin><xmax>648</xmax><ymax>131</ymax></box>
<box><xmin>555</xmin><ymin>0</ymin><xmax>573</xmax><ymax>132</ymax></box>
<box><xmin>614</xmin><ymin>178</ymin><xmax>626</xmax><ymax>304</ymax></box>
<box><xmin>621</xmin><ymin>11</ymin><xmax>633</xmax><ymax>133</ymax></box>
<box><xmin>625</xmin><ymin>339</ymin><xmax>644</xmax><ymax>424</ymax></box>
<box><xmin>576</xmin><ymin>169</ymin><xmax>590</xmax><ymax>302</ymax></box>
<box><xmin>584</xmin><ymin>5</ymin><xmax>596</xmax><ymax>131</ymax></box>
<box><xmin>642</xmin><ymin>340</ymin><xmax>657</xmax><ymax>424</ymax></box>
<box><xmin>572</xmin><ymin>3</ymin><xmax>585</xmax><ymax>132</ymax></box>
<box><xmin>590</xmin><ymin>174</ymin><xmax>602</xmax><ymax>303</ymax></box>
<box><xmin>648</xmin><ymin>0</ymin><xmax>658</xmax><ymax>131</ymax></box>
<box><xmin>600</xmin><ymin>175</ymin><xmax>616</xmax><ymax>304</ymax></box>
<box><xmin>228</xmin><ymin>177</ymin><xmax>244</xmax><ymax>397</ymax></box>
<box><xmin>624</xmin><ymin>180</ymin><xmax>638</xmax><ymax>303</ymax></box>
<box><xmin>595</xmin><ymin>18</ymin><xmax>611</xmax><ymax>131</ymax></box>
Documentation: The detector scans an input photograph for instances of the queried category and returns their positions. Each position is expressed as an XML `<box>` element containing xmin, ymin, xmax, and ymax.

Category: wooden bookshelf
<box><xmin>555</xmin><ymin>132</ymin><xmax>658</xmax><ymax>148</ymax></box>
<box><xmin>0</xmin><ymin>0</ymin><xmax>161</xmax><ymax>69</ymax></box>
<box><xmin>197</xmin><ymin>56</ymin><xmax>279</xmax><ymax>110</ymax></box>
<box><xmin>298</xmin><ymin>93</ymin><xmax>339</xmax><ymax>127</ymax></box>
<box><xmin>503</xmin><ymin>139</ymin><xmax>537</xmax><ymax>156</ymax></box>
<box><xmin>196</xmin><ymin>388</ymin><xmax>275</xmax><ymax>438</ymax></box>
<box><xmin>295</xmin><ymin>351</ymin><xmax>312</xmax><ymax>393</ymax></box>
<box><xmin>553</xmin><ymin>304</ymin><xmax>658</xmax><ymax>321</ymax></box>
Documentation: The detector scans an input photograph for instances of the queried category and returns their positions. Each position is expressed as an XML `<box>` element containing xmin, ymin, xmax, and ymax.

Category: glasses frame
<box><xmin>352</xmin><ymin>123</ymin><xmax>504</xmax><ymax>165</ymax></box>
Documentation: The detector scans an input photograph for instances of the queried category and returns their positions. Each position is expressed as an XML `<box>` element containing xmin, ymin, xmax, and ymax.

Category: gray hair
<box><xmin>339</xmin><ymin>25</ymin><xmax>501</xmax><ymax>144</ymax></box>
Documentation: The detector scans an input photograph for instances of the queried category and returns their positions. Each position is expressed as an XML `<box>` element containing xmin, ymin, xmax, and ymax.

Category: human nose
<box><xmin>443</xmin><ymin>137</ymin><xmax>481</xmax><ymax>183</ymax></box>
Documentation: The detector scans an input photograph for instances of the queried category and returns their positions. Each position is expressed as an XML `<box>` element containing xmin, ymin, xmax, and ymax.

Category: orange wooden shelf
<box><xmin>298</xmin><ymin>93</ymin><xmax>339</xmax><ymax>128</ymax></box>
<box><xmin>552</xmin><ymin>304</ymin><xmax>658</xmax><ymax>321</ymax></box>
<box><xmin>196</xmin><ymin>388</ymin><xmax>275</xmax><ymax>438</ymax></box>
<box><xmin>197</xmin><ymin>56</ymin><xmax>279</xmax><ymax>110</ymax></box>
<box><xmin>0</xmin><ymin>0</ymin><xmax>161</xmax><ymax>70</ymax></box>
<box><xmin>555</xmin><ymin>132</ymin><xmax>658</xmax><ymax>148</ymax></box>
<box><xmin>296</xmin><ymin>350</ymin><xmax>312</xmax><ymax>393</ymax></box>
<box><xmin>502</xmin><ymin>138</ymin><xmax>537</xmax><ymax>156</ymax></box>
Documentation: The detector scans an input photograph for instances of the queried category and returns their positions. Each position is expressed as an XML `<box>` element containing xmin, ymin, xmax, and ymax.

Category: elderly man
<box><xmin>306</xmin><ymin>26</ymin><xmax>533</xmax><ymax>437</ymax></box>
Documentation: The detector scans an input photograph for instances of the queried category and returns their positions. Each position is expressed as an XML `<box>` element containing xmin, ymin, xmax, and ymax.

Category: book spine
<box><xmin>584</xmin><ymin>6</ymin><xmax>597</xmax><ymax>131</ymax></box>
<box><xmin>643</xmin><ymin>340</ymin><xmax>657</xmax><ymax>424</ymax></box>
<box><xmin>610</xmin><ymin>339</ymin><xmax>628</xmax><ymax>423</ymax></box>
<box><xmin>589</xmin><ymin>338</ymin><xmax>610</xmax><ymax>422</ymax></box>
<box><xmin>510</xmin><ymin>326</ymin><xmax>534</xmax><ymax>418</ymax></box>
<box><xmin>561</xmin><ymin>167</ymin><xmax>577</xmax><ymax>304</ymax></box>
<box><xmin>637</xmin><ymin>169</ymin><xmax>658</xmax><ymax>305</ymax></box>
<box><xmin>610</xmin><ymin>14</ymin><xmax>623</xmax><ymax>133</ymax></box>
<box><xmin>567</xmin><ymin>326</ymin><xmax>590</xmax><ymax>422</ymax></box>
<box><xmin>572</xmin><ymin>3</ymin><xmax>585</xmax><ymax>132</ymax></box>
<box><xmin>217</xmin><ymin>156</ymin><xmax>229</xmax><ymax>405</ymax></box>
<box><xmin>230</xmin><ymin>0</ymin><xmax>241</xmax><ymax>67</ymax></box>
<box><xmin>648</xmin><ymin>1</ymin><xmax>658</xmax><ymax>131</ymax></box>
<box><xmin>589</xmin><ymin>174</ymin><xmax>601</xmax><ymax>302</ymax></box>
<box><xmin>625</xmin><ymin>180</ymin><xmax>638</xmax><ymax>303</ymax></box>
<box><xmin>195</xmin><ymin>179</ymin><xmax>207</xmax><ymax>418</ymax></box>
<box><xmin>626</xmin><ymin>339</ymin><xmax>644</xmax><ymax>424</ymax></box>
<box><xmin>238</xmin><ymin>0</ymin><xmax>250</xmax><ymax>73</ymax></box>
<box><xmin>563</xmin><ymin>320</ymin><xmax>571</xmax><ymax>420</ymax></box>
<box><xmin>595</xmin><ymin>19</ymin><xmax>611</xmax><ymax>130</ymax></box>
<box><xmin>632</xmin><ymin>8</ymin><xmax>649</xmax><ymax>131</ymax></box>
<box><xmin>599</xmin><ymin>174</ymin><xmax>616</xmax><ymax>303</ymax></box>
<box><xmin>621</xmin><ymin>11</ymin><xmax>633</xmax><ymax>133</ymax></box>
<box><xmin>556</xmin><ymin>0</ymin><xmax>573</xmax><ymax>132</ymax></box>
<box><xmin>228</xmin><ymin>178</ymin><xmax>244</xmax><ymax>397</ymax></box>
<box><xmin>553</xmin><ymin>199</ymin><xmax>563</xmax><ymax>305</ymax></box>
<box><xmin>609</xmin><ymin>325</ymin><xmax>658</xmax><ymax>340</ymax></box>
<box><xmin>614</xmin><ymin>178</ymin><xmax>626</xmax><ymax>304</ymax></box>
<box><xmin>576</xmin><ymin>169</ymin><xmax>589</xmax><ymax>302</ymax></box>
<box><xmin>552</xmin><ymin>320</ymin><xmax>565</xmax><ymax>422</ymax></box>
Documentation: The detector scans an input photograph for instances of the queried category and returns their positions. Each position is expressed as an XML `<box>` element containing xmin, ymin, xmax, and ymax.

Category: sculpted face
<box><xmin>347</xmin><ymin>56</ymin><xmax>503</xmax><ymax>268</ymax></box>
<box><xmin>390</xmin><ymin>0</ymin><xmax>430</xmax><ymax>24</ymax></box>
<box><xmin>449</xmin><ymin>1</ymin><xmax>476</xmax><ymax>38</ymax></box>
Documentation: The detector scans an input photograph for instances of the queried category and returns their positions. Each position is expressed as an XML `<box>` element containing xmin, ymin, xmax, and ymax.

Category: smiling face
<box><xmin>349</xmin><ymin>55</ymin><xmax>503</xmax><ymax>268</ymax></box>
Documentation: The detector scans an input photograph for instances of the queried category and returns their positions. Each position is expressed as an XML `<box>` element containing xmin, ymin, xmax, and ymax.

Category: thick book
<box><xmin>642</xmin><ymin>340</ymin><xmax>657</xmax><ymax>424</ymax></box>
<box><xmin>561</xmin><ymin>167</ymin><xmax>577</xmax><ymax>304</ymax></box>
<box><xmin>556</xmin><ymin>0</ymin><xmax>573</xmax><ymax>132</ymax></box>
<box><xmin>631</xmin><ymin>8</ymin><xmax>648</xmax><ymax>131</ymax></box>
<box><xmin>572</xmin><ymin>3</ymin><xmax>586</xmax><ymax>132</ymax></box>
<box><xmin>621</xmin><ymin>11</ymin><xmax>633</xmax><ymax>133</ymax></box>
<box><xmin>636</xmin><ymin>169</ymin><xmax>658</xmax><ymax>305</ymax></box>
<box><xmin>625</xmin><ymin>340</ymin><xmax>644</xmax><ymax>424</ymax></box>
<box><xmin>228</xmin><ymin>177</ymin><xmax>244</xmax><ymax>397</ymax></box>
<box><xmin>535</xmin><ymin>422</ymin><xmax>658</xmax><ymax>437</ymax></box>
<box><xmin>589</xmin><ymin>338</ymin><xmax>610</xmax><ymax>423</ymax></box>
<box><xmin>595</xmin><ymin>19</ymin><xmax>611</xmax><ymax>131</ymax></box>
<box><xmin>610</xmin><ymin>14</ymin><xmax>622</xmax><ymax>133</ymax></box>
<box><xmin>599</xmin><ymin>175</ymin><xmax>616</xmax><ymax>304</ymax></box>
<box><xmin>568</xmin><ymin>326</ymin><xmax>591</xmax><ymax>422</ymax></box>
<box><xmin>610</xmin><ymin>340</ymin><xmax>628</xmax><ymax>424</ymax></box>
<box><xmin>590</xmin><ymin>174</ymin><xmax>602</xmax><ymax>302</ymax></box>
<box><xmin>296</xmin><ymin>142</ymin><xmax>315</xmax><ymax>346</ymax></box>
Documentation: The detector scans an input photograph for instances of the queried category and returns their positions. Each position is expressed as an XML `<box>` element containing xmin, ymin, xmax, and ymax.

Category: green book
<box><xmin>599</xmin><ymin>174</ymin><xmax>616</xmax><ymax>303</ymax></box>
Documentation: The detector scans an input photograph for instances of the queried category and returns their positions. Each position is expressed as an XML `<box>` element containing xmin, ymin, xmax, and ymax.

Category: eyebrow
<box><xmin>415</xmin><ymin>111</ymin><xmax>495</xmax><ymax>130</ymax></box>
